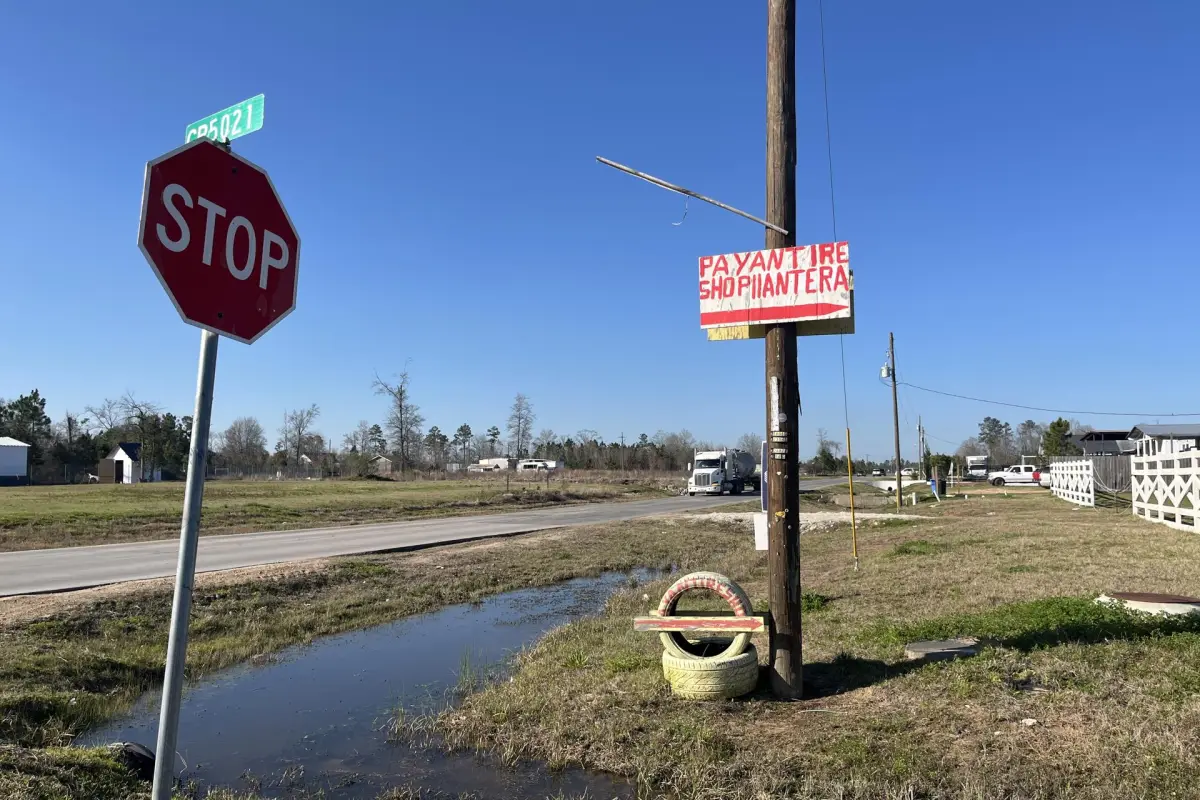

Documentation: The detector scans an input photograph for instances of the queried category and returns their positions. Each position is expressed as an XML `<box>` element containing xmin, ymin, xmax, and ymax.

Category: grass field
<box><xmin>0</xmin><ymin>475</ymin><xmax>674</xmax><ymax>552</ymax></box>
<box><xmin>437</xmin><ymin>493</ymin><xmax>1200</xmax><ymax>799</ymax></box>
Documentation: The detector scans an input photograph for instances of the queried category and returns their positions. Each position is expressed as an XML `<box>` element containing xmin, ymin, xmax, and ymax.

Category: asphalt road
<box><xmin>0</xmin><ymin>479</ymin><xmax>848</xmax><ymax>597</ymax></box>
<box><xmin>0</xmin><ymin>481</ymin><xmax>843</xmax><ymax>597</ymax></box>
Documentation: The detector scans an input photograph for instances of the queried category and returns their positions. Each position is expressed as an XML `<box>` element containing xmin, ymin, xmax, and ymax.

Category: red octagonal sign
<box><xmin>138</xmin><ymin>138</ymin><xmax>300</xmax><ymax>344</ymax></box>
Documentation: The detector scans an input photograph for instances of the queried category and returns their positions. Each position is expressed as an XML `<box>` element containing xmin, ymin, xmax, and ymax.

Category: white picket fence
<box><xmin>1050</xmin><ymin>460</ymin><xmax>1094</xmax><ymax>507</ymax></box>
<box><xmin>1132</xmin><ymin>439</ymin><xmax>1200</xmax><ymax>532</ymax></box>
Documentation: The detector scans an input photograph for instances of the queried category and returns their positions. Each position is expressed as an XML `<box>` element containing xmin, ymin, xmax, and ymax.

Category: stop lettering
<box><xmin>138</xmin><ymin>138</ymin><xmax>300</xmax><ymax>344</ymax></box>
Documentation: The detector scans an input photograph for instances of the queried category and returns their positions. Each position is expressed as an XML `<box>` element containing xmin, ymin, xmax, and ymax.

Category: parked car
<box><xmin>871</xmin><ymin>468</ymin><xmax>885</xmax><ymax>477</ymax></box>
<box><xmin>1039</xmin><ymin>468</ymin><xmax>1052</xmax><ymax>488</ymax></box>
<box><xmin>988</xmin><ymin>464</ymin><xmax>1039</xmax><ymax>486</ymax></box>
<box><xmin>900</xmin><ymin>467</ymin><xmax>915</xmax><ymax>478</ymax></box>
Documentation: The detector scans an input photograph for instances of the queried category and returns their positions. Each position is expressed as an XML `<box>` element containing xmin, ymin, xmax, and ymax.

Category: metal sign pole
<box><xmin>151</xmin><ymin>329</ymin><xmax>219</xmax><ymax>800</ymax></box>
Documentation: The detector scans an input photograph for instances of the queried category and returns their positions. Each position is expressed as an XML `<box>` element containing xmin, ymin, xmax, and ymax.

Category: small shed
<box><xmin>368</xmin><ymin>454</ymin><xmax>393</xmax><ymax>476</ymax></box>
<box><xmin>104</xmin><ymin>442</ymin><xmax>143</xmax><ymax>484</ymax></box>
<box><xmin>0</xmin><ymin>437</ymin><xmax>30</xmax><ymax>485</ymax></box>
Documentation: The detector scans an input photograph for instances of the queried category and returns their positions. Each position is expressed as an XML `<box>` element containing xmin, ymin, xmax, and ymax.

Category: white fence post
<box><xmin>1050</xmin><ymin>459</ymin><xmax>1095</xmax><ymax>507</ymax></box>
<box><xmin>1132</xmin><ymin>439</ymin><xmax>1200</xmax><ymax>532</ymax></box>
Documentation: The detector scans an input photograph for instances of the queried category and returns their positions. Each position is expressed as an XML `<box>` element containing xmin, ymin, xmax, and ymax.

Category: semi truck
<box><xmin>687</xmin><ymin>448</ymin><xmax>759</xmax><ymax>496</ymax></box>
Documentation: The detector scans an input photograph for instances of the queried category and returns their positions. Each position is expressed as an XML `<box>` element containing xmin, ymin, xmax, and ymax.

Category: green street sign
<box><xmin>184</xmin><ymin>94</ymin><xmax>264</xmax><ymax>144</ymax></box>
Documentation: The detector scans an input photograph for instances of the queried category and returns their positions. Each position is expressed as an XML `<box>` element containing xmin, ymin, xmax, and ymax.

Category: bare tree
<box><xmin>1016</xmin><ymin>420</ymin><xmax>1044</xmax><ymax>456</ymax></box>
<box><xmin>343</xmin><ymin>420</ymin><xmax>374</xmax><ymax>454</ymax></box>
<box><xmin>816</xmin><ymin>428</ymin><xmax>842</xmax><ymax>455</ymax></box>
<box><xmin>533</xmin><ymin>428</ymin><xmax>558</xmax><ymax>457</ymax></box>
<box><xmin>119</xmin><ymin>393</ymin><xmax>164</xmax><ymax>473</ymax></box>
<box><xmin>736</xmin><ymin>432</ymin><xmax>763</xmax><ymax>454</ymax></box>
<box><xmin>955</xmin><ymin>437</ymin><xmax>987</xmax><ymax>458</ymax></box>
<box><xmin>472</xmin><ymin>433</ymin><xmax>491</xmax><ymax>461</ymax></box>
<box><xmin>278</xmin><ymin>405</ymin><xmax>320</xmax><ymax>467</ymax></box>
<box><xmin>374</xmin><ymin>371</ymin><xmax>424</xmax><ymax>472</ymax></box>
<box><xmin>84</xmin><ymin>398</ymin><xmax>126</xmax><ymax>436</ymax></box>
<box><xmin>507</xmin><ymin>394</ymin><xmax>535</xmax><ymax>458</ymax></box>
<box><xmin>220</xmin><ymin>416</ymin><xmax>268</xmax><ymax>474</ymax></box>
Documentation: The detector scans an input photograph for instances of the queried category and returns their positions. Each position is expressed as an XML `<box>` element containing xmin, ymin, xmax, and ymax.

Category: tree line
<box><xmin>0</xmin><ymin>390</ymin><xmax>192</xmax><ymax>483</ymax></box>
<box><xmin>2</xmin><ymin>375</ymin><xmax>752</xmax><ymax>483</ymax></box>
<box><xmin>955</xmin><ymin>416</ymin><xmax>1092</xmax><ymax>465</ymax></box>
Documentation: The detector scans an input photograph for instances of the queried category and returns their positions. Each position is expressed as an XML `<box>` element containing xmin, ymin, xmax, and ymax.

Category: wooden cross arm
<box><xmin>633</xmin><ymin>612</ymin><xmax>768</xmax><ymax>633</ymax></box>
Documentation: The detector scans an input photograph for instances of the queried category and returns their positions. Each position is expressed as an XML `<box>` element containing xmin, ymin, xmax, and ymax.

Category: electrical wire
<box><xmin>895</xmin><ymin>380</ymin><xmax>1200</xmax><ymax>418</ymax></box>
<box><xmin>818</xmin><ymin>0</ymin><xmax>850</xmax><ymax>431</ymax></box>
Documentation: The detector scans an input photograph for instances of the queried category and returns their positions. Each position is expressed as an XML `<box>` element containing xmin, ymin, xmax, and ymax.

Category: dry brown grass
<box><xmin>437</xmin><ymin>493</ymin><xmax>1200</xmax><ymax>799</ymax></box>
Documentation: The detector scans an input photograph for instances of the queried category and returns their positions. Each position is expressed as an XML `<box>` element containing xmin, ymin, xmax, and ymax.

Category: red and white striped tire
<box><xmin>656</xmin><ymin>571</ymin><xmax>754</xmax><ymax>660</ymax></box>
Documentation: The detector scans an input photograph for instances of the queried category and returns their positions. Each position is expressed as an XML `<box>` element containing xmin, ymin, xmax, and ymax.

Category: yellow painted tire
<box><xmin>662</xmin><ymin>645</ymin><xmax>760</xmax><ymax>701</ymax></box>
<box><xmin>657</xmin><ymin>571</ymin><xmax>754</xmax><ymax>660</ymax></box>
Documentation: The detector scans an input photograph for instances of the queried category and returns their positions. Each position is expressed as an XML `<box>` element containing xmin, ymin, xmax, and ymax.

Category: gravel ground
<box><xmin>695</xmin><ymin>510</ymin><xmax>925</xmax><ymax>529</ymax></box>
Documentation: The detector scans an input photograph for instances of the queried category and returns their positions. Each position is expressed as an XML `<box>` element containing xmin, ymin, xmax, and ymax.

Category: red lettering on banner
<box><xmin>713</xmin><ymin>255</ymin><xmax>730</xmax><ymax>276</ymax></box>
<box><xmin>700</xmin><ymin>280</ymin><xmax>711</xmax><ymax>300</ymax></box>
<box><xmin>788</xmin><ymin>248</ymin><xmax>800</xmax><ymax>269</ymax></box>
<box><xmin>699</xmin><ymin>256</ymin><xmax>713</xmax><ymax>278</ymax></box>
<box><xmin>722</xmin><ymin>277</ymin><xmax>735</xmax><ymax>297</ymax></box>
<box><xmin>780</xmin><ymin>272</ymin><xmax>792</xmax><ymax>295</ymax></box>
<box><xmin>767</xmin><ymin>249</ymin><xmax>785</xmax><ymax>272</ymax></box>
<box><xmin>833</xmin><ymin>265</ymin><xmax>849</xmax><ymax>291</ymax></box>
<box><xmin>809</xmin><ymin>244</ymin><xmax>817</xmax><ymax>266</ymax></box>
<box><xmin>762</xmin><ymin>274</ymin><xmax>775</xmax><ymax>298</ymax></box>
<box><xmin>749</xmin><ymin>251</ymin><xmax>766</xmax><ymax>272</ymax></box>
<box><xmin>836</xmin><ymin>242</ymin><xmax>848</xmax><ymax>264</ymax></box>
<box><xmin>818</xmin><ymin>242</ymin><xmax>835</xmax><ymax>264</ymax></box>
<box><xmin>819</xmin><ymin>265</ymin><xmax>833</xmax><ymax>293</ymax></box>
<box><xmin>737</xmin><ymin>275</ymin><xmax>751</xmax><ymax>295</ymax></box>
<box><xmin>805</xmin><ymin>268</ymin><xmax>816</xmax><ymax>293</ymax></box>
<box><xmin>734</xmin><ymin>252</ymin><xmax>752</xmax><ymax>274</ymax></box>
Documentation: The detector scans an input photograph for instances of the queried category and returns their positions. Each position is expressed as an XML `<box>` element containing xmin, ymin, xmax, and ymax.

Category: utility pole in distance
<box><xmin>765</xmin><ymin>0</ymin><xmax>802</xmax><ymax>699</ymax></box>
<box><xmin>890</xmin><ymin>332</ymin><xmax>901</xmax><ymax>510</ymax></box>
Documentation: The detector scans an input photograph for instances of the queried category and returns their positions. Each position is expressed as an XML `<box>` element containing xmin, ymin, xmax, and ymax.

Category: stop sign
<box><xmin>138</xmin><ymin>139</ymin><xmax>300</xmax><ymax>344</ymax></box>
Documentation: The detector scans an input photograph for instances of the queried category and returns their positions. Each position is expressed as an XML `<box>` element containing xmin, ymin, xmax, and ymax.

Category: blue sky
<box><xmin>2</xmin><ymin>1</ymin><xmax>1197</xmax><ymax>462</ymax></box>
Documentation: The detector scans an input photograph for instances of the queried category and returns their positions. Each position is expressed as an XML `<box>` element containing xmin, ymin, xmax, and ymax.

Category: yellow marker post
<box><xmin>845</xmin><ymin>427</ymin><xmax>859</xmax><ymax>571</ymax></box>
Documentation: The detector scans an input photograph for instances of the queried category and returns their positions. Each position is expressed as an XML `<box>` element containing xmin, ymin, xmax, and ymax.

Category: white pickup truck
<box><xmin>988</xmin><ymin>464</ymin><xmax>1042</xmax><ymax>486</ymax></box>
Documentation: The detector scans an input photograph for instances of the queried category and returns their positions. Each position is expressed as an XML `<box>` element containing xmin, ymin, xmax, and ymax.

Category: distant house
<box><xmin>0</xmin><ymin>437</ymin><xmax>30</xmax><ymax>486</ymax></box>
<box><xmin>102</xmin><ymin>442</ymin><xmax>150</xmax><ymax>484</ymax></box>
<box><xmin>1076</xmin><ymin>430</ymin><xmax>1136</xmax><ymax>456</ymax></box>
<box><xmin>1130</xmin><ymin>424</ymin><xmax>1200</xmax><ymax>456</ymax></box>
<box><xmin>368</xmin><ymin>454</ymin><xmax>393</xmax><ymax>476</ymax></box>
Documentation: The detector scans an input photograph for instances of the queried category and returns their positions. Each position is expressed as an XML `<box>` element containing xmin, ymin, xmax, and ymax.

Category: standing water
<box><xmin>79</xmin><ymin>570</ymin><xmax>654</xmax><ymax>798</ymax></box>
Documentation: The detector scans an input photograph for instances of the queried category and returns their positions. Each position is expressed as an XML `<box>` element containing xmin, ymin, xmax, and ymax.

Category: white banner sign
<box><xmin>699</xmin><ymin>241</ymin><xmax>851</xmax><ymax>329</ymax></box>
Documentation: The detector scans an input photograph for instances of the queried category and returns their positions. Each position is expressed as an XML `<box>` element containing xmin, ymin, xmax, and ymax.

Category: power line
<box><xmin>895</xmin><ymin>379</ymin><xmax>1200</xmax><ymax>418</ymax></box>
<box><xmin>818</xmin><ymin>0</ymin><xmax>851</xmax><ymax>432</ymax></box>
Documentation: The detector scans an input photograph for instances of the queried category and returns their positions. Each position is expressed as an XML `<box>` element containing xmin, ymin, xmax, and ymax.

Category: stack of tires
<box><xmin>657</xmin><ymin>571</ymin><xmax>760</xmax><ymax>700</ymax></box>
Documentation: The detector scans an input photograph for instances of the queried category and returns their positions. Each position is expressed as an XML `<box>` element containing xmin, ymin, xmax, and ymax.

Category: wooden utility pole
<box><xmin>765</xmin><ymin>0</ymin><xmax>802</xmax><ymax>699</ymax></box>
<box><xmin>890</xmin><ymin>332</ymin><xmax>902</xmax><ymax>510</ymax></box>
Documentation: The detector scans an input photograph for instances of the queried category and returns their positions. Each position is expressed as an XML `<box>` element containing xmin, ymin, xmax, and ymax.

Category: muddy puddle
<box><xmin>78</xmin><ymin>570</ymin><xmax>657</xmax><ymax>799</ymax></box>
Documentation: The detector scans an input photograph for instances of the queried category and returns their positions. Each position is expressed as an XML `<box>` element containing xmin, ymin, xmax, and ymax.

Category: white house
<box><xmin>106</xmin><ymin>442</ymin><xmax>145</xmax><ymax>484</ymax></box>
<box><xmin>0</xmin><ymin>437</ymin><xmax>30</xmax><ymax>484</ymax></box>
<box><xmin>1130</xmin><ymin>424</ymin><xmax>1200</xmax><ymax>457</ymax></box>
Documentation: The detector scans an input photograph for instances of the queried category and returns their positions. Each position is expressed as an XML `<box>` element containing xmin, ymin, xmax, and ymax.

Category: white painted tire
<box><xmin>662</xmin><ymin>645</ymin><xmax>760</xmax><ymax>700</ymax></box>
<box><xmin>656</xmin><ymin>571</ymin><xmax>754</xmax><ymax>660</ymax></box>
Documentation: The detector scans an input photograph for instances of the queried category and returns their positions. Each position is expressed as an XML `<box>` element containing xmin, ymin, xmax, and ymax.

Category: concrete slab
<box><xmin>904</xmin><ymin>637</ymin><xmax>981</xmax><ymax>662</ymax></box>
<box><xmin>1097</xmin><ymin>592</ymin><xmax>1200</xmax><ymax>616</ymax></box>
